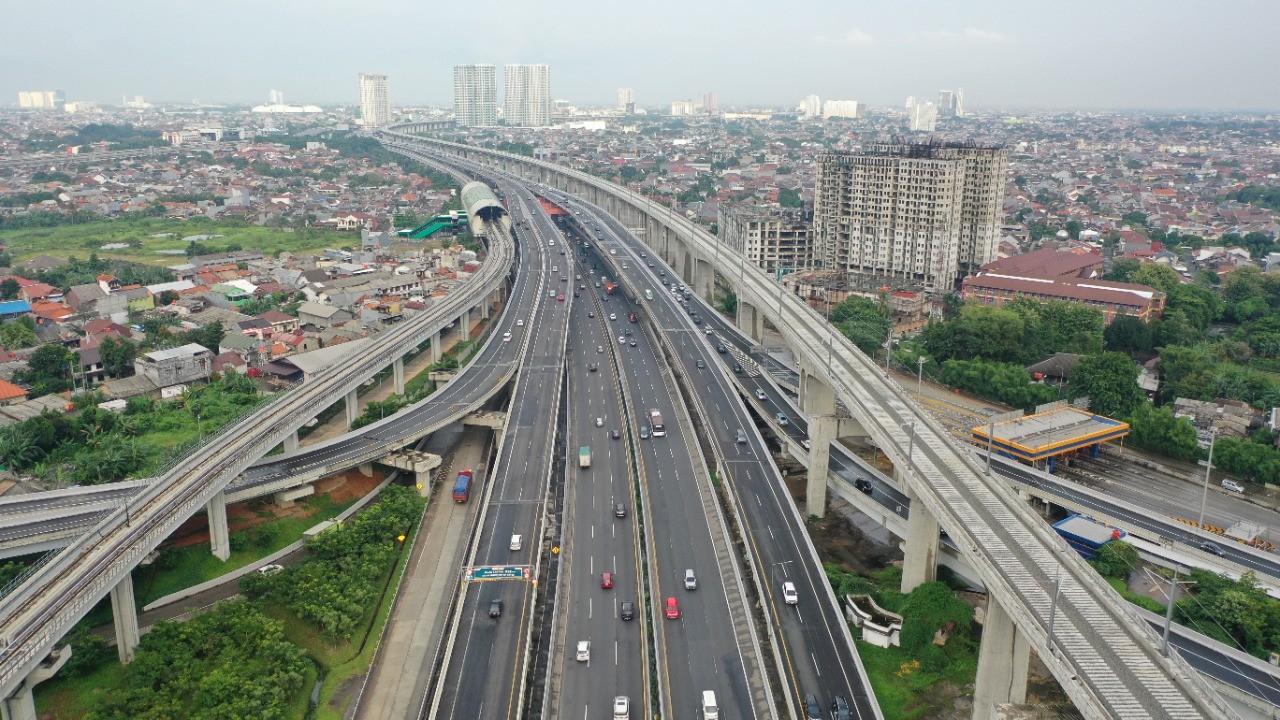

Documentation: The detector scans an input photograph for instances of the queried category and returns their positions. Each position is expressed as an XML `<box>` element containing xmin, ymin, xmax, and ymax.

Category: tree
<box><xmin>1127</xmin><ymin>403</ymin><xmax>1201</xmax><ymax>462</ymax></box>
<box><xmin>1103</xmin><ymin>258</ymin><xmax>1140</xmax><ymax>283</ymax></box>
<box><xmin>1104</xmin><ymin>315</ymin><xmax>1153</xmax><ymax>355</ymax></box>
<box><xmin>18</xmin><ymin>344</ymin><xmax>74</xmax><ymax>395</ymax></box>
<box><xmin>0</xmin><ymin>318</ymin><xmax>37</xmax><ymax>350</ymax></box>
<box><xmin>99</xmin><ymin>336</ymin><xmax>138</xmax><ymax>378</ymax></box>
<box><xmin>1069</xmin><ymin>352</ymin><xmax>1144</xmax><ymax>418</ymax></box>
<box><xmin>1092</xmin><ymin>541</ymin><xmax>1139</xmax><ymax>580</ymax></box>
<box><xmin>922</xmin><ymin>303</ymin><xmax>1029</xmax><ymax>364</ymax></box>
<box><xmin>1130</xmin><ymin>264</ymin><xmax>1181</xmax><ymax>294</ymax></box>
<box><xmin>1121</xmin><ymin>210</ymin><xmax>1148</xmax><ymax>227</ymax></box>
<box><xmin>777</xmin><ymin>188</ymin><xmax>802</xmax><ymax>208</ymax></box>
<box><xmin>0</xmin><ymin>279</ymin><xmax>19</xmax><ymax>301</ymax></box>
<box><xmin>830</xmin><ymin>297</ymin><xmax>890</xmax><ymax>356</ymax></box>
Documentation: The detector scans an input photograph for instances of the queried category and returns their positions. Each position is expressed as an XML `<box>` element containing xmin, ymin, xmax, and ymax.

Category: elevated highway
<box><xmin>0</xmin><ymin>181</ymin><xmax>516</xmax><ymax>709</ymax></box>
<box><xmin>376</xmin><ymin>130</ymin><xmax>1236</xmax><ymax>719</ymax></box>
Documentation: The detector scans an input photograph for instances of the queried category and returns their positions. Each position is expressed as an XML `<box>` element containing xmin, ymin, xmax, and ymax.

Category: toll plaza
<box><xmin>970</xmin><ymin>404</ymin><xmax>1129</xmax><ymax>472</ymax></box>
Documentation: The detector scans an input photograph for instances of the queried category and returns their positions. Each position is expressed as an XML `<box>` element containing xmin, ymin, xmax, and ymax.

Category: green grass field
<box><xmin>1</xmin><ymin>216</ymin><xmax>351</xmax><ymax>266</ymax></box>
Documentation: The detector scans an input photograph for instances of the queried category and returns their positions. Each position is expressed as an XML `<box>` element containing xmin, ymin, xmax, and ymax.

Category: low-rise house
<box><xmin>297</xmin><ymin>301</ymin><xmax>352</xmax><ymax>328</ymax></box>
<box><xmin>134</xmin><ymin>343</ymin><xmax>213</xmax><ymax>388</ymax></box>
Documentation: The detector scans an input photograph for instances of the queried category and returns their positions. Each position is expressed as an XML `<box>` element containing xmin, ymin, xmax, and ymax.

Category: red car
<box><xmin>557</xmin><ymin>294</ymin><xmax>565</xmax><ymax>301</ymax></box>
<box><xmin>601</xmin><ymin>572</ymin><xmax>613</xmax><ymax>589</ymax></box>
<box><xmin>665</xmin><ymin>596</ymin><xmax>680</xmax><ymax>619</ymax></box>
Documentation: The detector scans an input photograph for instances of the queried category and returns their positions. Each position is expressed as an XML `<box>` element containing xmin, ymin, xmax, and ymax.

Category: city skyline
<box><xmin>2</xmin><ymin>0</ymin><xmax>1280</xmax><ymax>111</ymax></box>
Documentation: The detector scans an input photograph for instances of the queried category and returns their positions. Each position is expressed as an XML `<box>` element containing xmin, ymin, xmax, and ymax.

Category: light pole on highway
<box><xmin>1195</xmin><ymin>427</ymin><xmax>1218</xmax><ymax>532</ymax></box>
<box><xmin>903</xmin><ymin>420</ymin><xmax>917</xmax><ymax>467</ymax></box>
<box><xmin>916</xmin><ymin>356</ymin><xmax>927</xmax><ymax>398</ymax></box>
<box><xmin>985</xmin><ymin>412</ymin><xmax>997</xmax><ymax>477</ymax></box>
<box><xmin>771</xmin><ymin>560</ymin><xmax>794</xmax><ymax>592</ymax></box>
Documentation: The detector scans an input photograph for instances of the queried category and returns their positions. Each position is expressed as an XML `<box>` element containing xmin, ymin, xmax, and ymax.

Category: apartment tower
<box><xmin>358</xmin><ymin>73</ymin><xmax>390</xmax><ymax>127</ymax></box>
<box><xmin>812</xmin><ymin>141</ymin><xmax>1008</xmax><ymax>293</ymax></box>
<box><xmin>454</xmin><ymin>65</ymin><xmax>497</xmax><ymax>127</ymax></box>
<box><xmin>504</xmin><ymin>64</ymin><xmax>551</xmax><ymax>127</ymax></box>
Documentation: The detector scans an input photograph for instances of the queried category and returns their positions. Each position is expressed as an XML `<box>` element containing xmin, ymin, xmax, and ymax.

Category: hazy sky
<box><xmin>4</xmin><ymin>0</ymin><xmax>1279</xmax><ymax>111</ymax></box>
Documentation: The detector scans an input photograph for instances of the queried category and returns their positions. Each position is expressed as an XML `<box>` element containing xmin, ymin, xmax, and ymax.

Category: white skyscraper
<box><xmin>268</xmin><ymin>89</ymin><xmax>283</xmax><ymax>105</ymax></box>
<box><xmin>906</xmin><ymin>97</ymin><xmax>937</xmax><ymax>131</ymax></box>
<box><xmin>822</xmin><ymin>100</ymin><xmax>860</xmax><ymax>119</ymax></box>
<box><xmin>454</xmin><ymin>65</ymin><xmax>498</xmax><ymax>127</ymax></box>
<box><xmin>504</xmin><ymin>64</ymin><xmax>552</xmax><ymax>127</ymax></box>
<box><xmin>955</xmin><ymin>88</ymin><xmax>965</xmax><ymax>117</ymax></box>
<box><xmin>800</xmin><ymin>94</ymin><xmax>822</xmax><ymax>119</ymax></box>
<box><xmin>359</xmin><ymin>73</ymin><xmax>390</xmax><ymax>127</ymax></box>
<box><xmin>617</xmin><ymin>87</ymin><xmax>636</xmax><ymax>112</ymax></box>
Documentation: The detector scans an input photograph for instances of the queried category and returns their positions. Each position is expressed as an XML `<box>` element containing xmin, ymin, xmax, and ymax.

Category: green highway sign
<box><xmin>465</xmin><ymin>565</ymin><xmax>532</xmax><ymax>583</ymax></box>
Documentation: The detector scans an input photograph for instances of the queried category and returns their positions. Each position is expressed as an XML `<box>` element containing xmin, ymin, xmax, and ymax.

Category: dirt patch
<box><xmin>164</xmin><ymin>470</ymin><xmax>386</xmax><ymax>550</ymax></box>
<box><xmin>327</xmin><ymin>672</ymin><xmax>366</xmax><ymax>714</ymax></box>
<box><xmin>779</xmin><ymin>469</ymin><xmax>895</xmax><ymax>575</ymax></box>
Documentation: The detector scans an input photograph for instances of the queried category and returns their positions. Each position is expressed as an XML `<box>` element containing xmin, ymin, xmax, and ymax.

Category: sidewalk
<box><xmin>300</xmin><ymin>310</ymin><xmax>493</xmax><ymax>447</ymax></box>
<box><xmin>354</xmin><ymin>425</ymin><xmax>491</xmax><ymax>720</ymax></box>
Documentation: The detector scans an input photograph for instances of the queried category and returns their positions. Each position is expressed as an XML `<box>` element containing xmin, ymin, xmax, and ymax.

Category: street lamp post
<box><xmin>916</xmin><ymin>356</ymin><xmax>927</xmax><ymax>398</ymax></box>
<box><xmin>1195</xmin><ymin>427</ymin><xmax>1218</xmax><ymax>531</ymax></box>
<box><xmin>903</xmin><ymin>420</ymin><xmax>917</xmax><ymax>467</ymax></box>
<box><xmin>771</xmin><ymin>560</ymin><xmax>794</xmax><ymax>593</ymax></box>
<box><xmin>985</xmin><ymin>414</ymin><xmax>997</xmax><ymax>477</ymax></box>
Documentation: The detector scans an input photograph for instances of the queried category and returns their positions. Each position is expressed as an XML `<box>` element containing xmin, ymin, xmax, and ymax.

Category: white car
<box><xmin>782</xmin><ymin>581</ymin><xmax>798</xmax><ymax>605</ymax></box>
<box><xmin>502</xmin><ymin>332</ymin><xmax>512</xmax><ymax>342</ymax></box>
<box><xmin>612</xmin><ymin>695</ymin><xmax>629</xmax><ymax>719</ymax></box>
<box><xmin>576</xmin><ymin>640</ymin><xmax>590</xmax><ymax>662</ymax></box>
<box><xmin>516</xmin><ymin>319</ymin><xmax>525</xmax><ymax>326</ymax></box>
<box><xmin>609</xmin><ymin>313</ymin><xmax>617</xmax><ymax>321</ymax></box>
<box><xmin>257</xmin><ymin>564</ymin><xmax>284</xmax><ymax>576</ymax></box>
<box><xmin>596</xmin><ymin>417</ymin><xmax>604</xmax><ymax>427</ymax></box>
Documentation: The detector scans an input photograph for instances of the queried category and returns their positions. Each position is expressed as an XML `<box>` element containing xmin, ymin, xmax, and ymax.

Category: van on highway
<box><xmin>701</xmin><ymin>691</ymin><xmax>719</xmax><ymax>719</ymax></box>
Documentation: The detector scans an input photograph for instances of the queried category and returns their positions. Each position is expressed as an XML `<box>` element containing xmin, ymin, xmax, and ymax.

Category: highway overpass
<box><xmin>376</xmin><ymin>129</ymin><xmax>1237</xmax><ymax>720</ymax></box>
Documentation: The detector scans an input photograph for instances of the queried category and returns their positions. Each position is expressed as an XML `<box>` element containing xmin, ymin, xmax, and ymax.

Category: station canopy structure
<box><xmin>971</xmin><ymin>403</ymin><xmax>1129</xmax><ymax>471</ymax></box>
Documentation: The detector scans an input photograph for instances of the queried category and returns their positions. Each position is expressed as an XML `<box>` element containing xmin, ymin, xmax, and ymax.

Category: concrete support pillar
<box><xmin>800</xmin><ymin>365</ymin><xmax>837</xmax><ymax>519</ymax></box>
<box><xmin>737</xmin><ymin>301</ymin><xmax>765</xmax><ymax>343</ymax></box>
<box><xmin>432</xmin><ymin>330</ymin><xmax>442</xmax><ymax>364</ymax></box>
<box><xmin>901</xmin><ymin>486</ymin><xmax>940</xmax><ymax>592</ymax></box>
<box><xmin>283</xmin><ymin>430</ymin><xmax>299</xmax><ymax>453</ymax></box>
<box><xmin>393</xmin><ymin>356</ymin><xmax>405</xmax><ymax>396</ymax></box>
<box><xmin>806</xmin><ymin>415</ymin><xmax>837</xmax><ymax>519</ymax></box>
<box><xmin>207</xmin><ymin>489</ymin><xmax>230</xmax><ymax>561</ymax></box>
<box><xmin>481</xmin><ymin>298</ymin><xmax>490</xmax><ymax>320</ymax></box>
<box><xmin>110</xmin><ymin>572</ymin><xmax>140</xmax><ymax>664</ymax></box>
<box><xmin>1</xmin><ymin>646</ymin><xmax>70</xmax><ymax>720</ymax></box>
<box><xmin>358</xmin><ymin>463</ymin><xmax>374</xmax><ymax>477</ymax></box>
<box><xmin>345</xmin><ymin>389</ymin><xmax>359</xmax><ymax>429</ymax></box>
<box><xmin>694</xmin><ymin>258</ymin><xmax>713</xmax><ymax>302</ymax></box>
<box><xmin>460</xmin><ymin>308</ymin><xmax>471</xmax><ymax>342</ymax></box>
<box><xmin>973</xmin><ymin>595</ymin><xmax>1030</xmax><ymax>720</ymax></box>
<box><xmin>415</xmin><ymin>470</ymin><xmax>432</xmax><ymax>499</ymax></box>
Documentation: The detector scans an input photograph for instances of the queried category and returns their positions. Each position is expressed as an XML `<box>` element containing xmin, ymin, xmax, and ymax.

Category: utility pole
<box><xmin>1195</xmin><ymin>427</ymin><xmax>1218</xmax><ymax>531</ymax></box>
<box><xmin>916</xmin><ymin>355</ymin><xmax>927</xmax><ymax>398</ymax></box>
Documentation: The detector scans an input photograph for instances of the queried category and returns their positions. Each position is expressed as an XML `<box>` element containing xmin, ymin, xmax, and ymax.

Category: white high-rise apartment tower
<box><xmin>454</xmin><ymin>65</ymin><xmax>498</xmax><ymax>127</ymax></box>
<box><xmin>504</xmin><ymin>64</ymin><xmax>552</xmax><ymax>127</ymax></box>
<box><xmin>800</xmin><ymin>94</ymin><xmax>822</xmax><ymax>119</ymax></box>
<box><xmin>617</xmin><ymin>88</ymin><xmax>635</xmax><ymax>112</ymax></box>
<box><xmin>822</xmin><ymin>100</ymin><xmax>860</xmax><ymax>119</ymax></box>
<box><xmin>358</xmin><ymin>73</ymin><xmax>390</xmax><ymax>127</ymax></box>
<box><xmin>812</xmin><ymin>142</ymin><xmax>1008</xmax><ymax>293</ymax></box>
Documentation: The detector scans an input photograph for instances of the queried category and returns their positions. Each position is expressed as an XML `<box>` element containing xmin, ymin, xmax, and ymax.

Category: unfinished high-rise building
<box><xmin>812</xmin><ymin>141</ymin><xmax>1008</xmax><ymax>293</ymax></box>
<box><xmin>718</xmin><ymin>205</ymin><xmax>813</xmax><ymax>275</ymax></box>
